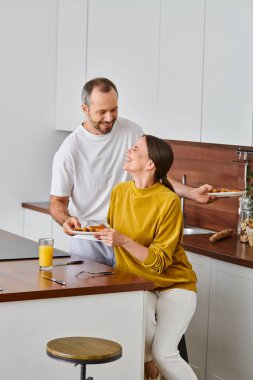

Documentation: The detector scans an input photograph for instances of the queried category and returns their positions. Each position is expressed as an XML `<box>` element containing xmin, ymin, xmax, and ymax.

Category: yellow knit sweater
<box><xmin>107</xmin><ymin>181</ymin><xmax>197</xmax><ymax>292</ymax></box>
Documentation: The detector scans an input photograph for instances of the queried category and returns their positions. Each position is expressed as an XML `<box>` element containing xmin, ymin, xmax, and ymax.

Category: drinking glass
<box><xmin>38</xmin><ymin>238</ymin><xmax>54</xmax><ymax>270</ymax></box>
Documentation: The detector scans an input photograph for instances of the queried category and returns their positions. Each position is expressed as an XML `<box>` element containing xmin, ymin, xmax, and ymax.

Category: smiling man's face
<box><xmin>82</xmin><ymin>87</ymin><xmax>118</xmax><ymax>135</ymax></box>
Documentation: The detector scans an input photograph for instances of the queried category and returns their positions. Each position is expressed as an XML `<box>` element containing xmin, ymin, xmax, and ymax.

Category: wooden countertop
<box><xmin>22</xmin><ymin>202</ymin><xmax>253</xmax><ymax>269</ymax></box>
<box><xmin>0</xmin><ymin>229</ymin><xmax>154</xmax><ymax>303</ymax></box>
<box><xmin>183</xmin><ymin>233</ymin><xmax>253</xmax><ymax>269</ymax></box>
<box><xmin>0</xmin><ymin>258</ymin><xmax>154</xmax><ymax>303</ymax></box>
<box><xmin>22</xmin><ymin>201</ymin><xmax>50</xmax><ymax>215</ymax></box>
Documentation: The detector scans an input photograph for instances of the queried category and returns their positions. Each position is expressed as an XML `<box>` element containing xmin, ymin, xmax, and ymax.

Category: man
<box><xmin>50</xmin><ymin>77</ymin><xmax>212</xmax><ymax>265</ymax></box>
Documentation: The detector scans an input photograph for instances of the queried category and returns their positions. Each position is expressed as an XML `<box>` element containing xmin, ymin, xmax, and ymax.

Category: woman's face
<box><xmin>123</xmin><ymin>137</ymin><xmax>151</xmax><ymax>173</ymax></box>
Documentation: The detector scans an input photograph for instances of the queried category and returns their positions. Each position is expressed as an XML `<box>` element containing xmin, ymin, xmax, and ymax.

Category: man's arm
<box><xmin>168</xmin><ymin>175</ymin><xmax>213</xmax><ymax>204</ymax></box>
<box><xmin>49</xmin><ymin>195</ymin><xmax>81</xmax><ymax>235</ymax></box>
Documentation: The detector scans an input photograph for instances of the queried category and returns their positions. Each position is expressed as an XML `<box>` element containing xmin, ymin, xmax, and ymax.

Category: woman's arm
<box><xmin>94</xmin><ymin>229</ymin><xmax>149</xmax><ymax>261</ymax></box>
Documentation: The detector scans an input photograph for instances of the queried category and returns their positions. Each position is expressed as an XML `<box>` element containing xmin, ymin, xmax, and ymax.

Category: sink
<box><xmin>183</xmin><ymin>226</ymin><xmax>214</xmax><ymax>235</ymax></box>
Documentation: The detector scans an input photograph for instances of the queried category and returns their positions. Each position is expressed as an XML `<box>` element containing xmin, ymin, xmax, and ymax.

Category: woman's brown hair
<box><xmin>144</xmin><ymin>135</ymin><xmax>175</xmax><ymax>192</ymax></box>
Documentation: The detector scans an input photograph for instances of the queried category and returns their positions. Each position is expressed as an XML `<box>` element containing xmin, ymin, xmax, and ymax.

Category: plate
<box><xmin>72</xmin><ymin>231</ymin><xmax>94</xmax><ymax>235</ymax></box>
<box><xmin>207</xmin><ymin>191</ymin><xmax>245</xmax><ymax>197</ymax></box>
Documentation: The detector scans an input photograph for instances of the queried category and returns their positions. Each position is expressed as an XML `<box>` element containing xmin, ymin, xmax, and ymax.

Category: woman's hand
<box><xmin>96</xmin><ymin>228</ymin><xmax>149</xmax><ymax>261</ymax></box>
<box><xmin>94</xmin><ymin>228</ymin><xmax>129</xmax><ymax>247</ymax></box>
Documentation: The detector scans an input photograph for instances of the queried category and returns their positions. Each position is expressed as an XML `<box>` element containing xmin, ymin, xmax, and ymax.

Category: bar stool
<box><xmin>47</xmin><ymin>336</ymin><xmax>122</xmax><ymax>380</ymax></box>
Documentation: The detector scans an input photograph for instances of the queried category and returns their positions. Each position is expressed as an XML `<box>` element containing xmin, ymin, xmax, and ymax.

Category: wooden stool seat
<box><xmin>47</xmin><ymin>337</ymin><xmax>122</xmax><ymax>379</ymax></box>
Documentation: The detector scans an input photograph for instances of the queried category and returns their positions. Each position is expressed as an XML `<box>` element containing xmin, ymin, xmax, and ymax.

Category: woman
<box><xmin>95</xmin><ymin>135</ymin><xmax>198</xmax><ymax>380</ymax></box>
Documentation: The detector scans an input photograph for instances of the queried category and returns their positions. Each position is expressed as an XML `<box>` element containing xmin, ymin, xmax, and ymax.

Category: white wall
<box><xmin>0</xmin><ymin>0</ymin><xmax>69</xmax><ymax>235</ymax></box>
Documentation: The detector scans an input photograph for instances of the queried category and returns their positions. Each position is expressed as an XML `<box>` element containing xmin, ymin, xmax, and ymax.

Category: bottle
<box><xmin>238</xmin><ymin>196</ymin><xmax>253</xmax><ymax>243</ymax></box>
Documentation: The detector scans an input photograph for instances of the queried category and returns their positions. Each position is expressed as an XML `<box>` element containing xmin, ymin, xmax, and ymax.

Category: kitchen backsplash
<box><xmin>168</xmin><ymin>140</ymin><xmax>253</xmax><ymax>232</ymax></box>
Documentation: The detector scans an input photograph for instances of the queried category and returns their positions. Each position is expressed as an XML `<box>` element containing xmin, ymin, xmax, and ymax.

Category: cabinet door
<box><xmin>201</xmin><ymin>0</ymin><xmax>253</xmax><ymax>145</ymax></box>
<box><xmin>55</xmin><ymin>0</ymin><xmax>88</xmax><ymax>131</ymax></box>
<box><xmin>185</xmin><ymin>251</ymin><xmax>211</xmax><ymax>380</ymax></box>
<box><xmin>86</xmin><ymin>0</ymin><xmax>160</xmax><ymax>134</ymax></box>
<box><xmin>157</xmin><ymin>0</ymin><xmax>205</xmax><ymax>141</ymax></box>
<box><xmin>52</xmin><ymin>220</ymin><xmax>70</xmax><ymax>252</ymax></box>
<box><xmin>207</xmin><ymin>259</ymin><xmax>253</xmax><ymax>380</ymax></box>
<box><xmin>23</xmin><ymin>209</ymin><xmax>52</xmax><ymax>242</ymax></box>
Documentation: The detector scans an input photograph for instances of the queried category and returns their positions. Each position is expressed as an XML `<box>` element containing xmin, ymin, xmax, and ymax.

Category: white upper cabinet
<box><xmin>86</xmin><ymin>0</ymin><xmax>160</xmax><ymax>134</ymax></box>
<box><xmin>157</xmin><ymin>0</ymin><xmax>205</xmax><ymax>141</ymax></box>
<box><xmin>201</xmin><ymin>0</ymin><xmax>253</xmax><ymax>145</ymax></box>
<box><xmin>55</xmin><ymin>0</ymin><xmax>88</xmax><ymax>131</ymax></box>
<box><xmin>54</xmin><ymin>0</ymin><xmax>253</xmax><ymax>144</ymax></box>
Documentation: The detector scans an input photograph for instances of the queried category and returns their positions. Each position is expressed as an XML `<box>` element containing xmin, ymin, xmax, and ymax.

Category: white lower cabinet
<box><xmin>52</xmin><ymin>219</ymin><xmax>70</xmax><ymax>252</ymax></box>
<box><xmin>207</xmin><ymin>260</ymin><xmax>253</xmax><ymax>380</ymax></box>
<box><xmin>23</xmin><ymin>209</ymin><xmax>69</xmax><ymax>252</ymax></box>
<box><xmin>186</xmin><ymin>251</ymin><xmax>253</xmax><ymax>380</ymax></box>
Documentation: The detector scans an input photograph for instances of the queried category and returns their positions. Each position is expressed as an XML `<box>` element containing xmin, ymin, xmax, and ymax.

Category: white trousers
<box><xmin>145</xmin><ymin>288</ymin><xmax>198</xmax><ymax>380</ymax></box>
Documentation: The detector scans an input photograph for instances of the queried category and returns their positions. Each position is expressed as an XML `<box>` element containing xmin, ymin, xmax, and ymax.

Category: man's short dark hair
<box><xmin>81</xmin><ymin>77</ymin><xmax>118</xmax><ymax>106</ymax></box>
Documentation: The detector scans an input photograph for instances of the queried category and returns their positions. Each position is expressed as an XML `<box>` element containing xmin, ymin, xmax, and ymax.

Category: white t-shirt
<box><xmin>51</xmin><ymin>117</ymin><xmax>143</xmax><ymax>223</ymax></box>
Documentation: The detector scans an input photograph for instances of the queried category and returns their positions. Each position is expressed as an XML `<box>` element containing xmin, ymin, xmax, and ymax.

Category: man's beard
<box><xmin>89</xmin><ymin>117</ymin><xmax>116</xmax><ymax>134</ymax></box>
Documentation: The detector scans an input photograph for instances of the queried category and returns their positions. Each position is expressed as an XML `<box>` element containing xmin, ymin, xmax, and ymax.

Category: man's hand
<box><xmin>168</xmin><ymin>176</ymin><xmax>214</xmax><ymax>204</ymax></box>
<box><xmin>188</xmin><ymin>184</ymin><xmax>214</xmax><ymax>204</ymax></box>
<box><xmin>63</xmin><ymin>216</ymin><xmax>81</xmax><ymax>236</ymax></box>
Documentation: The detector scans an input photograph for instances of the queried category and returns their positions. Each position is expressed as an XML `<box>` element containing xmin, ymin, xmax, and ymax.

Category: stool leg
<box><xmin>80</xmin><ymin>364</ymin><xmax>86</xmax><ymax>380</ymax></box>
<box><xmin>178</xmin><ymin>335</ymin><xmax>188</xmax><ymax>363</ymax></box>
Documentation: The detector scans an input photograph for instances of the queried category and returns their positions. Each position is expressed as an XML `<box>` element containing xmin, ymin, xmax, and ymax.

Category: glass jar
<box><xmin>238</xmin><ymin>196</ymin><xmax>253</xmax><ymax>243</ymax></box>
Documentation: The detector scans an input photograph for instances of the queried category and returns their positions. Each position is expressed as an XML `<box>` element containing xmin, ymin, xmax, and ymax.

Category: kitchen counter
<box><xmin>0</xmin><ymin>229</ymin><xmax>153</xmax><ymax>380</ymax></box>
<box><xmin>0</xmin><ymin>229</ymin><xmax>153</xmax><ymax>303</ymax></box>
<box><xmin>0</xmin><ymin>256</ymin><xmax>153</xmax><ymax>303</ymax></box>
<box><xmin>22</xmin><ymin>201</ymin><xmax>50</xmax><ymax>215</ymax></box>
<box><xmin>182</xmin><ymin>233</ymin><xmax>253</xmax><ymax>269</ymax></box>
<box><xmin>22</xmin><ymin>202</ymin><xmax>253</xmax><ymax>269</ymax></box>
<box><xmin>0</xmin><ymin>229</ymin><xmax>69</xmax><ymax>261</ymax></box>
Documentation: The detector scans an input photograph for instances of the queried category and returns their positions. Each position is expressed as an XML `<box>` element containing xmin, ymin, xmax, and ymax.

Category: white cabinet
<box><xmin>157</xmin><ymin>0</ymin><xmax>205</xmax><ymax>141</ymax></box>
<box><xmin>186</xmin><ymin>251</ymin><xmax>253</xmax><ymax>380</ymax></box>
<box><xmin>186</xmin><ymin>252</ymin><xmax>211</xmax><ymax>380</ymax></box>
<box><xmin>206</xmin><ymin>260</ymin><xmax>253</xmax><ymax>380</ymax></box>
<box><xmin>52</xmin><ymin>219</ymin><xmax>70</xmax><ymax>252</ymax></box>
<box><xmin>55</xmin><ymin>0</ymin><xmax>88</xmax><ymax>131</ymax></box>
<box><xmin>0</xmin><ymin>291</ymin><xmax>146</xmax><ymax>380</ymax></box>
<box><xmin>54</xmin><ymin>0</ymin><xmax>253</xmax><ymax>143</ymax></box>
<box><xmin>86</xmin><ymin>0</ymin><xmax>160</xmax><ymax>135</ymax></box>
<box><xmin>23</xmin><ymin>209</ymin><xmax>52</xmax><ymax>242</ymax></box>
<box><xmin>201</xmin><ymin>0</ymin><xmax>253</xmax><ymax>145</ymax></box>
<box><xmin>23</xmin><ymin>209</ymin><xmax>69</xmax><ymax>252</ymax></box>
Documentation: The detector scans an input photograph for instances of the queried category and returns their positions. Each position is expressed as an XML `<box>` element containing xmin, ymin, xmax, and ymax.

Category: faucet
<box><xmin>233</xmin><ymin>148</ymin><xmax>253</xmax><ymax>191</ymax></box>
<box><xmin>181</xmin><ymin>174</ymin><xmax>186</xmax><ymax>224</ymax></box>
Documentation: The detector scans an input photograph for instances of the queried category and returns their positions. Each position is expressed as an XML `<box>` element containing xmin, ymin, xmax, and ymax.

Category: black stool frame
<box><xmin>47</xmin><ymin>350</ymin><xmax>122</xmax><ymax>380</ymax></box>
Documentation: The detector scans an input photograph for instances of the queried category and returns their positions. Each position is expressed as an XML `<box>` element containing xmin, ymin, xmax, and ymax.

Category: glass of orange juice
<box><xmin>38</xmin><ymin>238</ymin><xmax>54</xmax><ymax>270</ymax></box>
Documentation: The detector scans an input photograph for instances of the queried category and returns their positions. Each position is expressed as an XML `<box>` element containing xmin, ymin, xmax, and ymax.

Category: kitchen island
<box><xmin>0</xmin><ymin>229</ymin><xmax>153</xmax><ymax>380</ymax></box>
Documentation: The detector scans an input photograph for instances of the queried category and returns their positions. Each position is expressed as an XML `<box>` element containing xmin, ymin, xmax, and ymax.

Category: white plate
<box><xmin>72</xmin><ymin>231</ymin><xmax>94</xmax><ymax>235</ymax></box>
<box><xmin>207</xmin><ymin>191</ymin><xmax>245</xmax><ymax>197</ymax></box>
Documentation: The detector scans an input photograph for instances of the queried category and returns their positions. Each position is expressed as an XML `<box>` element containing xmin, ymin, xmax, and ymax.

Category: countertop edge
<box><xmin>0</xmin><ymin>281</ymin><xmax>154</xmax><ymax>303</ymax></box>
<box><xmin>21</xmin><ymin>202</ymin><xmax>50</xmax><ymax>215</ymax></box>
